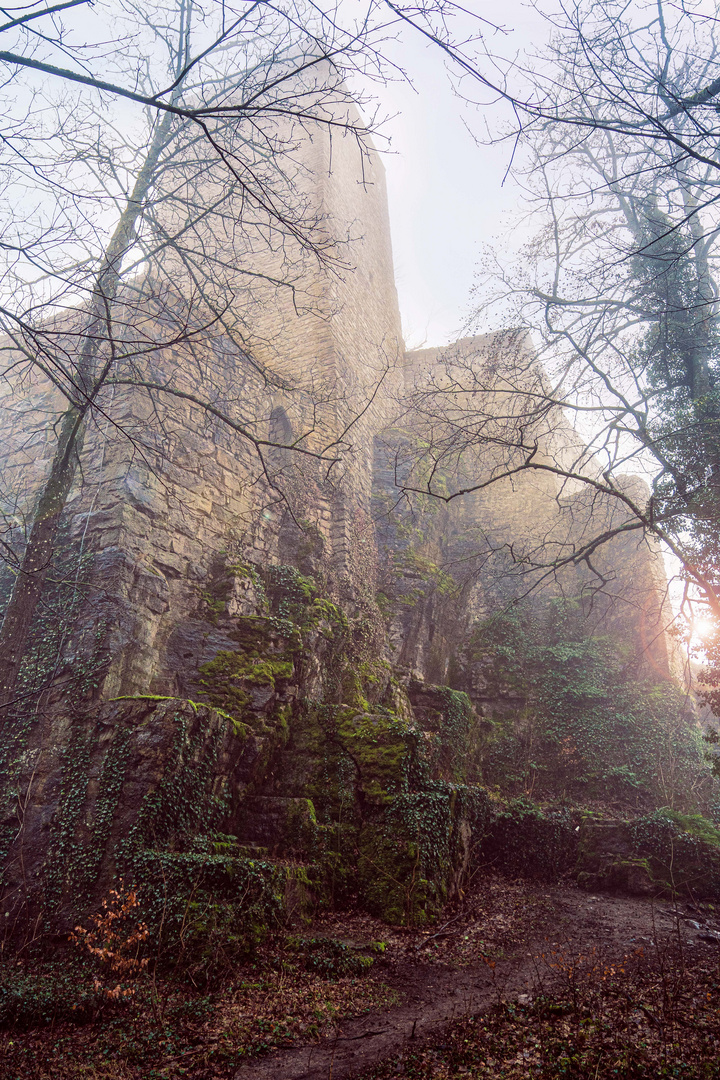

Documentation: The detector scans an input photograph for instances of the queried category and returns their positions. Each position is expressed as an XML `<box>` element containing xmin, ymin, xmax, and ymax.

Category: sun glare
<box><xmin>691</xmin><ymin>618</ymin><xmax>715</xmax><ymax>645</ymax></box>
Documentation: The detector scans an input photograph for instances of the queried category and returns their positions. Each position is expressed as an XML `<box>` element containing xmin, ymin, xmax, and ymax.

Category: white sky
<box><xmin>379</xmin><ymin>1</ymin><xmax>550</xmax><ymax>349</ymax></box>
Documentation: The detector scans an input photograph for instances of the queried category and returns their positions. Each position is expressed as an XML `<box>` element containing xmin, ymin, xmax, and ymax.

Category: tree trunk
<box><xmin>0</xmin><ymin>108</ymin><xmax>176</xmax><ymax>715</ymax></box>
<box><xmin>0</xmin><ymin>407</ymin><xmax>85</xmax><ymax>709</ymax></box>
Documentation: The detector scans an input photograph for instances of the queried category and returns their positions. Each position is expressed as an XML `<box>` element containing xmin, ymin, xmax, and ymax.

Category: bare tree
<box><xmin>0</xmin><ymin>0</ymin><xmax>509</xmax><ymax>716</ymax></box>
<box><xmin>393</xmin><ymin>0</ymin><xmax>720</xmax><ymax>648</ymax></box>
<box><xmin>0</xmin><ymin>0</ymin><xmax>463</xmax><ymax>714</ymax></box>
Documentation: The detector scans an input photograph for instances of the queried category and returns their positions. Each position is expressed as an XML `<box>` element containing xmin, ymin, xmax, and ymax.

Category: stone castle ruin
<box><xmin>0</xmin><ymin>115</ymin><xmax>704</xmax><ymax>939</ymax></box>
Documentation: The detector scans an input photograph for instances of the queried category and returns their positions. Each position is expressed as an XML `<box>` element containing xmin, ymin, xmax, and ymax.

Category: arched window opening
<box><xmin>268</xmin><ymin>406</ymin><xmax>293</xmax><ymax>475</ymax></box>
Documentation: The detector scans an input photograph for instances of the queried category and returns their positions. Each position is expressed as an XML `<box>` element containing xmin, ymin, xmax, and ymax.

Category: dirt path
<box><xmin>233</xmin><ymin>882</ymin><xmax>717</xmax><ymax>1080</ymax></box>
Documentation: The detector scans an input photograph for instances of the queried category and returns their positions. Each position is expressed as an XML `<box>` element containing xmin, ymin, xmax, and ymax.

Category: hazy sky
<box><xmin>3</xmin><ymin>0</ymin><xmax>546</xmax><ymax>350</ymax></box>
<box><xmin>380</xmin><ymin>2</ymin><xmax>550</xmax><ymax>349</ymax></box>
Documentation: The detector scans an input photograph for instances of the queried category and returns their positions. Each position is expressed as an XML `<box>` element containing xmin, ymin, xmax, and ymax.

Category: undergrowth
<box><xmin>0</xmin><ymin>926</ymin><xmax>389</xmax><ymax>1078</ymax></box>
<box><xmin>363</xmin><ymin>939</ymin><xmax>720</xmax><ymax>1079</ymax></box>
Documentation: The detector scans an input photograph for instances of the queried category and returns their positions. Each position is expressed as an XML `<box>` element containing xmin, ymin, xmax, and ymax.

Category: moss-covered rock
<box><xmin>0</xmin><ymin>697</ymin><xmax>299</xmax><ymax>935</ymax></box>
<box><xmin>197</xmin><ymin>650</ymin><xmax>294</xmax><ymax>714</ymax></box>
<box><xmin>336</xmin><ymin>710</ymin><xmax>413</xmax><ymax>804</ymax></box>
<box><xmin>630</xmin><ymin>808</ymin><xmax>720</xmax><ymax>898</ymax></box>
<box><xmin>17</xmin><ymin>554</ymin><xmax>702</xmax><ymax>958</ymax></box>
<box><xmin>357</xmin><ymin>817</ymin><xmax>434</xmax><ymax>924</ymax></box>
<box><xmin>576</xmin><ymin>810</ymin><xmax>720</xmax><ymax>898</ymax></box>
<box><xmin>576</xmin><ymin>857</ymin><xmax>657</xmax><ymax>896</ymax></box>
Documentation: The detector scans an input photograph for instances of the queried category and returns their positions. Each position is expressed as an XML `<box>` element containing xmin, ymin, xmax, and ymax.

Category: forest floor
<box><xmin>1</xmin><ymin>873</ymin><xmax>720</xmax><ymax>1079</ymax></box>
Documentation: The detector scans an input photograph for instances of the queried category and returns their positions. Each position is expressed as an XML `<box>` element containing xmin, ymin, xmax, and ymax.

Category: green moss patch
<box><xmin>336</xmin><ymin>710</ymin><xmax>413</xmax><ymax>804</ymax></box>
<box><xmin>196</xmin><ymin>650</ymin><xmax>294</xmax><ymax>716</ymax></box>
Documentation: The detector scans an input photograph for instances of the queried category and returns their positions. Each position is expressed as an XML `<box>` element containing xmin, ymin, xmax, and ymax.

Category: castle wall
<box><xmin>0</xmin><ymin>117</ymin><xmax>691</xmax><ymax>934</ymax></box>
<box><xmin>373</xmin><ymin>334</ymin><xmax>674</xmax><ymax>685</ymax></box>
<box><xmin>0</xmin><ymin>118</ymin><xmax>674</xmax><ymax>704</ymax></box>
<box><xmin>0</xmin><ymin>114</ymin><xmax>405</xmax><ymax>699</ymax></box>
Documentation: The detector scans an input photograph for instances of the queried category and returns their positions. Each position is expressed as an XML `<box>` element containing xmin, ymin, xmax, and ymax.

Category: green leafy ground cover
<box><xmin>0</xmin><ymin>931</ymin><xmax>395</xmax><ymax>1079</ymax></box>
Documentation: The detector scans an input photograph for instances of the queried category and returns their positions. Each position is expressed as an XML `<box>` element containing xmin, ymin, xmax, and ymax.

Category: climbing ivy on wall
<box><xmin>469</xmin><ymin>600</ymin><xmax>715</xmax><ymax>812</ymax></box>
<box><xmin>44</xmin><ymin>730</ymin><xmax>95</xmax><ymax>909</ymax></box>
<box><xmin>14</xmin><ymin>529</ymin><xmax>104</xmax><ymax>707</ymax></box>
<box><xmin>0</xmin><ymin>528</ymin><xmax>109</xmax><ymax>898</ymax></box>
<box><xmin>109</xmin><ymin>709</ymin><xmax>312</xmax><ymax>971</ymax></box>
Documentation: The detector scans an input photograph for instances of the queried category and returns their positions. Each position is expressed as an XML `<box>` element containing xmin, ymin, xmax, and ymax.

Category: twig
<box><xmin>413</xmin><ymin>911</ymin><xmax>465</xmax><ymax>950</ymax></box>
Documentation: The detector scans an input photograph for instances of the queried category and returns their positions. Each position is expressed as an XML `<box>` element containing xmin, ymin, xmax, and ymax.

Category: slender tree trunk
<box><xmin>0</xmin><ymin>407</ymin><xmax>85</xmax><ymax>707</ymax></box>
<box><xmin>0</xmin><ymin>109</ymin><xmax>175</xmax><ymax>714</ymax></box>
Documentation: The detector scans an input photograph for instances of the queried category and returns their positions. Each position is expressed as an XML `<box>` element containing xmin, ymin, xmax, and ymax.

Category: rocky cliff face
<box><xmin>0</xmin><ymin>562</ymin><xmax>493</xmax><ymax>943</ymax></box>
